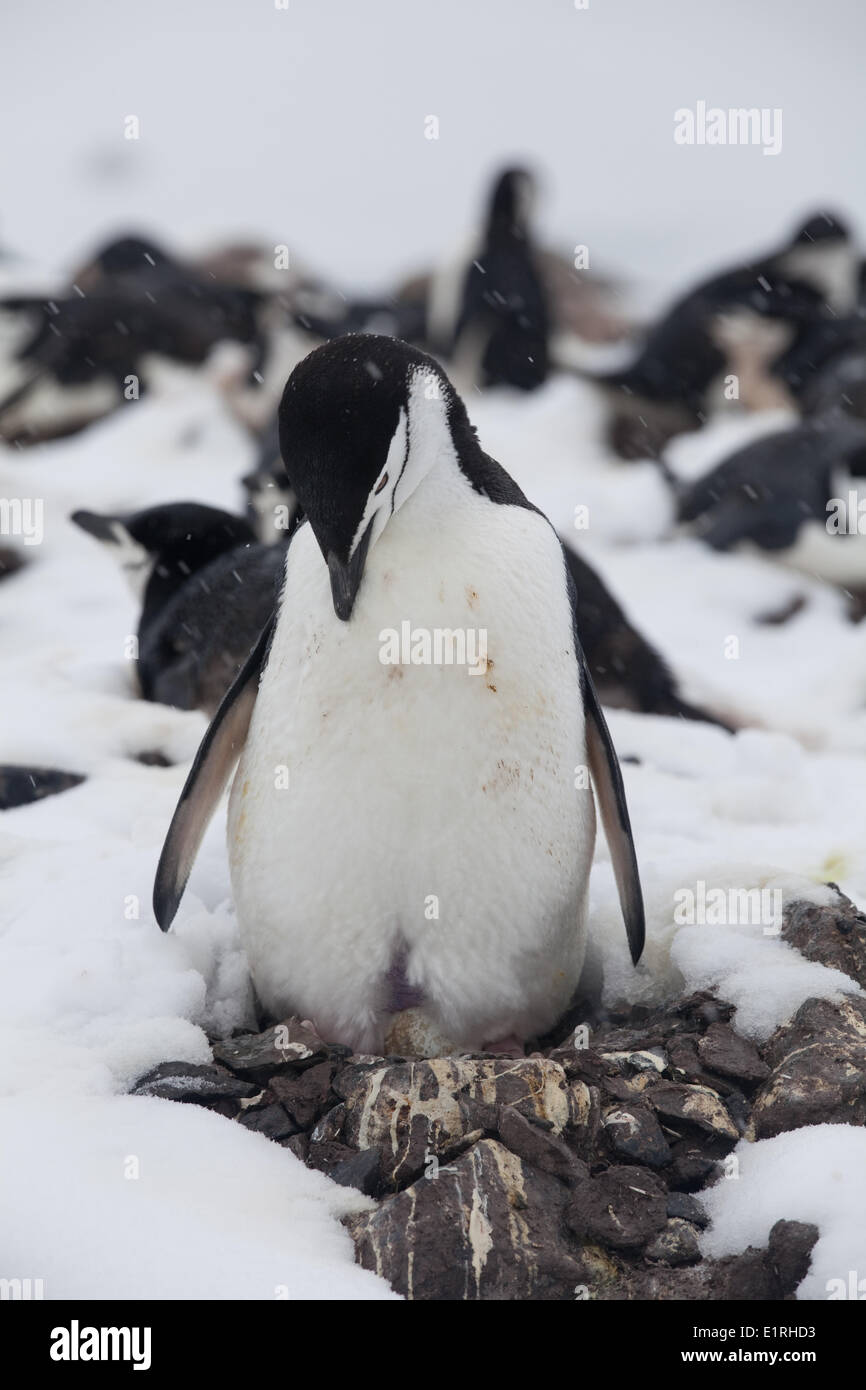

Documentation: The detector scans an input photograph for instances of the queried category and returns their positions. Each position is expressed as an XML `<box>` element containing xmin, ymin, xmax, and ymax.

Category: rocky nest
<box><xmin>133</xmin><ymin>889</ymin><xmax>866</xmax><ymax>1300</ymax></box>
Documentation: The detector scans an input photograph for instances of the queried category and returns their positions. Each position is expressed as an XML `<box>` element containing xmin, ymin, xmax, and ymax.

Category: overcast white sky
<box><xmin>2</xmin><ymin>0</ymin><xmax>864</xmax><ymax>301</ymax></box>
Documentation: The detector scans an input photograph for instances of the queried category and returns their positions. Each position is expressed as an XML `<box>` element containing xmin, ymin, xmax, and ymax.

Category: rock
<box><xmin>666</xmin><ymin>1191</ymin><xmax>708</xmax><ymax>1228</ymax></box>
<box><xmin>644</xmin><ymin>1218</ymin><xmax>702</xmax><ymax>1267</ymax></box>
<box><xmin>346</xmin><ymin>1139</ymin><xmax>580</xmax><ymax>1299</ymax></box>
<box><xmin>599</xmin><ymin>1049</ymin><xmax>667</xmax><ymax>1075</ymax></box>
<box><xmin>237</xmin><ymin>1102</ymin><xmax>298</xmax><ymax>1141</ymax></box>
<box><xmin>212</xmin><ymin>1018</ymin><xmax>330</xmax><ymax>1082</ymax></box>
<box><xmin>569</xmin><ymin>1230</ymin><xmax>812</xmax><ymax>1301</ymax></box>
<box><xmin>767</xmin><ymin>1220</ymin><xmax>819</xmax><ymax>1293</ymax></box>
<box><xmin>131</xmin><ymin>1061</ymin><xmax>258</xmax><ymax>1105</ymax></box>
<box><xmin>305</xmin><ymin>1140</ymin><xmax>358</xmax><ymax>1174</ymax></box>
<box><xmin>547</xmin><ymin>1044</ymin><xmax>614</xmax><ymax>1085</ymax></box>
<box><xmin>310</xmin><ymin>1103</ymin><xmax>346</xmax><ymax>1144</ymax></box>
<box><xmin>602</xmin><ymin>1103</ymin><xmax>672</xmax><ymax>1168</ymax></box>
<box><xmin>720</xmin><ymin>1248</ymin><xmax>782</xmax><ymax>1300</ymax></box>
<box><xmin>329</xmin><ymin>1147</ymin><xmax>382</xmax><ymax>1197</ymax></box>
<box><xmin>601</xmin><ymin>1072</ymin><xmax>659</xmax><ymax>1101</ymax></box>
<box><xmin>269</xmin><ymin>1061</ymin><xmax>334</xmax><ymax>1129</ymax></box>
<box><xmin>667</xmin><ymin>1139</ymin><xmax>725</xmax><ymax>1191</ymax></box>
<box><xmin>721</xmin><ymin>1088</ymin><xmax>751</xmax><ymax>1133</ymax></box>
<box><xmin>697</xmin><ymin>1023</ymin><xmax>770</xmax><ymax>1084</ymax></box>
<box><xmin>0</xmin><ymin>764</ymin><xmax>85</xmax><ymax>810</ymax></box>
<box><xmin>783</xmin><ymin>891</ymin><xmax>866</xmax><ymax>990</ymax></box>
<box><xmin>0</xmin><ymin>546</ymin><xmax>25</xmax><ymax>581</ymax></box>
<box><xmin>337</xmin><ymin>1056</ymin><xmax>589</xmax><ymax>1190</ymax></box>
<box><xmin>752</xmin><ymin>996</ymin><xmax>866</xmax><ymax>1139</ymax></box>
<box><xmin>567</xmin><ymin>1165</ymin><xmax>668</xmax><ymax>1250</ymax></box>
<box><xmin>665</xmin><ymin>1036</ymin><xmax>705</xmax><ymax>1080</ymax></box>
<box><xmin>135</xmin><ymin>749</ymin><xmax>173</xmax><ymax>767</ymax></box>
<box><xmin>649</xmin><ymin>1082</ymin><xmax>739</xmax><ymax>1142</ymax></box>
<box><xmin>498</xmin><ymin>1105</ymin><xmax>586</xmax><ymax>1183</ymax></box>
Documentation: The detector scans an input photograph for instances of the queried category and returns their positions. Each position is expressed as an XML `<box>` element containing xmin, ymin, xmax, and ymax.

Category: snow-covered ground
<box><xmin>2</xmin><ymin>0</ymin><xmax>866</xmax><ymax>1302</ymax></box>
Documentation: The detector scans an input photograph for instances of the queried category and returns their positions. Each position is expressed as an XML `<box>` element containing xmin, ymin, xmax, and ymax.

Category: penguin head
<box><xmin>91</xmin><ymin>234</ymin><xmax>172</xmax><ymax>276</ymax></box>
<box><xmin>71</xmin><ymin>502</ymin><xmax>255</xmax><ymax>601</ymax></box>
<box><xmin>486</xmin><ymin>166</ymin><xmax>536</xmax><ymax>239</ymax></box>
<box><xmin>788</xmin><ymin>211</ymin><xmax>850</xmax><ymax>249</ymax></box>
<box><xmin>278</xmin><ymin>334</ymin><xmax>474</xmax><ymax>620</ymax></box>
<box><xmin>777</xmin><ymin>211</ymin><xmax>857</xmax><ymax>314</ymax></box>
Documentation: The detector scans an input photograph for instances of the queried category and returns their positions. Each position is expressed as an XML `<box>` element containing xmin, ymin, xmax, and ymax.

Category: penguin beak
<box><xmin>326</xmin><ymin>518</ymin><xmax>374</xmax><ymax>621</ymax></box>
<box><xmin>70</xmin><ymin>509</ymin><xmax>122</xmax><ymax>543</ymax></box>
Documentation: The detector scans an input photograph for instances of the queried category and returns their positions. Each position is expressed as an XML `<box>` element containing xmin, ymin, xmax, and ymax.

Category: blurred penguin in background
<box><xmin>427</xmin><ymin>166</ymin><xmax>550</xmax><ymax>391</ymax></box>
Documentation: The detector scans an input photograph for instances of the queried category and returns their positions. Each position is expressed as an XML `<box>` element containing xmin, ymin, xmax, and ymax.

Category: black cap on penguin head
<box><xmin>486</xmin><ymin>166</ymin><xmax>537</xmax><ymax>239</ymax></box>
<box><xmin>789</xmin><ymin>211</ymin><xmax>851</xmax><ymax>247</ymax></box>
<box><xmin>72</xmin><ymin>501</ymin><xmax>255</xmax><ymax>562</ymax></box>
<box><xmin>92</xmin><ymin>235</ymin><xmax>173</xmax><ymax>276</ymax></box>
<box><xmin>123</xmin><ymin>502</ymin><xmax>255</xmax><ymax>558</ymax></box>
<box><xmin>278</xmin><ymin>334</ymin><xmax>467</xmax><ymax>620</ymax></box>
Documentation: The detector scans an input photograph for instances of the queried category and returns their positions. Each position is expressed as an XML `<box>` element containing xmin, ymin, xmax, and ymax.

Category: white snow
<box><xmin>2</xmin><ymin>0</ymin><xmax>866</xmax><ymax>1302</ymax></box>
<box><xmin>701</xmin><ymin>1127</ymin><xmax>866</xmax><ymax>1300</ymax></box>
<box><xmin>0</xmin><ymin>1094</ymin><xmax>395</xmax><ymax>1300</ymax></box>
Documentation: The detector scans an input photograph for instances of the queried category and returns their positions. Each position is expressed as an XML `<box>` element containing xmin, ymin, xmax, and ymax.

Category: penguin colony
<box><xmin>3</xmin><ymin>170</ymin><xmax>865</xmax><ymax>1053</ymax></box>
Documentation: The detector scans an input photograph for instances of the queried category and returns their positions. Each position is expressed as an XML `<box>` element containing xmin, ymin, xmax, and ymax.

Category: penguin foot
<box><xmin>299</xmin><ymin>1017</ymin><xmax>330</xmax><ymax>1047</ymax></box>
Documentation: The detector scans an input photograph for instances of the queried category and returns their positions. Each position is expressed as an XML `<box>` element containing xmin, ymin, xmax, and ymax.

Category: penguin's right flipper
<box><xmin>153</xmin><ymin>615</ymin><xmax>275</xmax><ymax>931</ymax></box>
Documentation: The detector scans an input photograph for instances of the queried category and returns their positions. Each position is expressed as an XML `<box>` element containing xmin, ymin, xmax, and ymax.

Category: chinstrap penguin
<box><xmin>677</xmin><ymin>416</ymin><xmax>866</xmax><ymax>580</ymax></box>
<box><xmin>562</xmin><ymin>542</ymin><xmax>732</xmax><ymax>730</ymax></box>
<box><xmin>71</xmin><ymin>502</ymin><xmax>283</xmax><ymax>716</ymax></box>
<box><xmin>154</xmin><ymin>334</ymin><xmax>644</xmax><ymax>1056</ymax></box>
<box><xmin>427</xmin><ymin>167</ymin><xmax>550</xmax><ymax>392</ymax></box>
<box><xmin>594</xmin><ymin>210</ymin><xmax>858</xmax><ymax>459</ymax></box>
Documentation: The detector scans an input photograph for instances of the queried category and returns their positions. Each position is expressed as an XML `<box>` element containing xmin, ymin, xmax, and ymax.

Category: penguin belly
<box><xmin>227</xmin><ymin>472</ymin><xmax>594</xmax><ymax>1053</ymax></box>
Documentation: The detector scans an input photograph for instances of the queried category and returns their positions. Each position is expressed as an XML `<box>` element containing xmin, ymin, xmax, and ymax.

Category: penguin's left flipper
<box><xmin>564</xmin><ymin>551</ymin><xmax>645</xmax><ymax>965</ymax></box>
<box><xmin>153</xmin><ymin>615</ymin><xmax>275</xmax><ymax>932</ymax></box>
<box><xmin>582</xmin><ymin>664</ymin><xmax>646</xmax><ymax>966</ymax></box>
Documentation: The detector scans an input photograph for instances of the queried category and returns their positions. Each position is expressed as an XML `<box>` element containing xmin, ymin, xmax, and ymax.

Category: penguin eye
<box><xmin>373</xmin><ymin>471</ymin><xmax>389</xmax><ymax>496</ymax></box>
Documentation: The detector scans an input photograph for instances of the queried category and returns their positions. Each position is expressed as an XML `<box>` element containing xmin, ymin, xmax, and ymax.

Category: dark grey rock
<box><xmin>697</xmin><ymin>1022</ymin><xmax>770</xmax><ymax>1083</ymax></box>
<box><xmin>346</xmin><ymin>1139</ymin><xmax>580</xmax><ymax>1299</ymax></box>
<box><xmin>649</xmin><ymin>1082</ymin><xmax>739</xmax><ymax>1141</ymax></box>
<box><xmin>666</xmin><ymin>1191</ymin><xmax>709</xmax><ymax>1228</ymax></box>
<box><xmin>498</xmin><ymin>1105</ymin><xmax>586</xmax><ymax>1183</ymax></box>
<box><xmin>131</xmin><ymin>1061</ymin><xmax>258</xmax><ymax>1105</ymax></box>
<box><xmin>237</xmin><ymin>1102</ymin><xmax>298</xmax><ymax>1141</ymax></box>
<box><xmin>305</xmin><ymin>1139</ymin><xmax>358</xmax><ymax>1174</ymax></box>
<box><xmin>767</xmin><ymin>1219</ymin><xmax>819</xmax><ymax>1293</ymax></box>
<box><xmin>567</xmin><ymin>1165</ymin><xmax>668</xmax><ymax>1250</ymax></box>
<box><xmin>644</xmin><ymin>1218</ymin><xmax>702</xmax><ymax>1266</ymax></box>
<box><xmin>602</xmin><ymin>1102</ymin><xmax>672</xmax><ymax>1168</ymax></box>
<box><xmin>283</xmin><ymin>1133</ymin><xmax>309</xmax><ymax>1161</ymax></box>
<box><xmin>338</xmin><ymin>1056</ymin><xmax>589</xmax><ymax>1191</ymax></box>
<box><xmin>212</xmin><ymin>1018</ymin><xmax>330</xmax><ymax>1083</ymax></box>
<box><xmin>135</xmin><ymin>749</ymin><xmax>173</xmax><ymax>767</ymax></box>
<box><xmin>329</xmin><ymin>1147</ymin><xmax>382</xmax><ymax>1197</ymax></box>
<box><xmin>310</xmin><ymin>1103</ymin><xmax>346</xmax><ymax>1144</ymax></box>
<box><xmin>269</xmin><ymin>1061</ymin><xmax>334</xmax><ymax>1129</ymax></box>
<box><xmin>783</xmin><ymin>891</ymin><xmax>866</xmax><ymax>990</ymax></box>
<box><xmin>753</xmin><ymin>995</ymin><xmax>866</xmax><ymax>1139</ymax></box>
<box><xmin>667</xmin><ymin>1140</ymin><xmax>722</xmax><ymax>1191</ymax></box>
